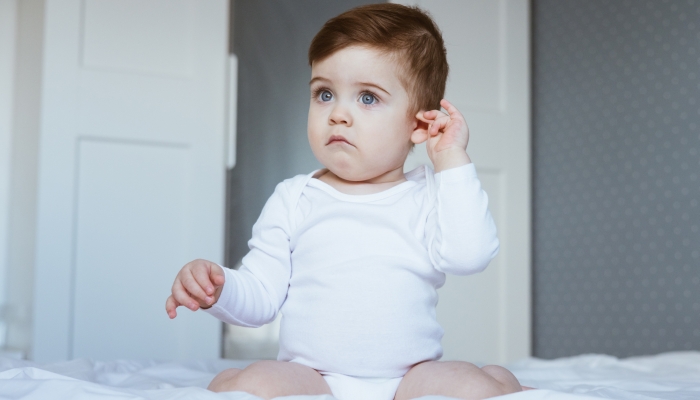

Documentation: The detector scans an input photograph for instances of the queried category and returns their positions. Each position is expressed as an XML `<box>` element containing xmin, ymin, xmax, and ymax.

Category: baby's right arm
<box><xmin>166</xmin><ymin>178</ymin><xmax>299</xmax><ymax>327</ymax></box>
<box><xmin>165</xmin><ymin>259</ymin><xmax>226</xmax><ymax>319</ymax></box>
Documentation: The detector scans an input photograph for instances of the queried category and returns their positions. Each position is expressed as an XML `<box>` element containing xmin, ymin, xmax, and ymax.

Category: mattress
<box><xmin>0</xmin><ymin>351</ymin><xmax>698</xmax><ymax>399</ymax></box>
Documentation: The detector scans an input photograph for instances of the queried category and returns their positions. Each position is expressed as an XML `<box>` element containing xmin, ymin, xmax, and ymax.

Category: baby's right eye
<box><xmin>318</xmin><ymin>90</ymin><xmax>333</xmax><ymax>102</ymax></box>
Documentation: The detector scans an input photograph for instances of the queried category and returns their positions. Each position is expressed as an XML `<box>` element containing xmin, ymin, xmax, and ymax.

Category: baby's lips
<box><xmin>327</xmin><ymin>135</ymin><xmax>353</xmax><ymax>146</ymax></box>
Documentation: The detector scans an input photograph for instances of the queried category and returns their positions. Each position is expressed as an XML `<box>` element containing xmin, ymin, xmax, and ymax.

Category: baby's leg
<box><xmin>208</xmin><ymin>360</ymin><xmax>332</xmax><ymax>399</ymax></box>
<box><xmin>394</xmin><ymin>361</ymin><xmax>521</xmax><ymax>400</ymax></box>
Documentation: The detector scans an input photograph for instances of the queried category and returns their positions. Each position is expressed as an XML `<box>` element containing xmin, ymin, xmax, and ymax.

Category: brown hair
<box><xmin>308</xmin><ymin>3</ymin><xmax>448</xmax><ymax>115</ymax></box>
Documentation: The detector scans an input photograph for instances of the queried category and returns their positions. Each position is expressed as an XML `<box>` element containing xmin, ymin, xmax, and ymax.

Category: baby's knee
<box><xmin>480</xmin><ymin>365</ymin><xmax>521</xmax><ymax>394</ymax></box>
<box><xmin>207</xmin><ymin>368</ymin><xmax>243</xmax><ymax>392</ymax></box>
<box><xmin>209</xmin><ymin>361</ymin><xmax>281</xmax><ymax>398</ymax></box>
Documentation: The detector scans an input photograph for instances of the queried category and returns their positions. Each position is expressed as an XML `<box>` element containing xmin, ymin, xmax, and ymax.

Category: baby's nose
<box><xmin>329</xmin><ymin>105</ymin><xmax>352</xmax><ymax>125</ymax></box>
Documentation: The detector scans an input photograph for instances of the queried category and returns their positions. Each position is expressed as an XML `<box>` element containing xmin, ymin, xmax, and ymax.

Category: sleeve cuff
<box><xmin>202</xmin><ymin>266</ymin><xmax>236</xmax><ymax>316</ymax></box>
<box><xmin>435</xmin><ymin>163</ymin><xmax>477</xmax><ymax>184</ymax></box>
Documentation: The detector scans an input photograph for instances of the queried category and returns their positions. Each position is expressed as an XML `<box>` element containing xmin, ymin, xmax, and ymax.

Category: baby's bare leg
<box><xmin>207</xmin><ymin>360</ymin><xmax>332</xmax><ymax>399</ymax></box>
<box><xmin>394</xmin><ymin>361</ymin><xmax>521</xmax><ymax>400</ymax></box>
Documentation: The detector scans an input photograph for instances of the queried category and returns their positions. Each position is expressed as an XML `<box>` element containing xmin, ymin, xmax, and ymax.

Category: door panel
<box><xmin>77</xmin><ymin>71</ymin><xmax>194</xmax><ymax>142</ymax></box>
<box><xmin>33</xmin><ymin>0</ymin><xmax>228</xmax><ymax>361</ymax></box>
<box><xmin>81</xmin><ymin>0</ymin><xmax>196</xmax><ymax>77</ymax></box>
<box><xmin>70</xmin><ymin>139</ymin><xmax>211</xmax><ymax>360</ymax></box>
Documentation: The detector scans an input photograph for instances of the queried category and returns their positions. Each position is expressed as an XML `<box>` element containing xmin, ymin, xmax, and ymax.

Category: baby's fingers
<box><xmin>182</xmin><ymin>269</ymin><xmax>212</xmax><ymax>303</ymax></box>
<box><xmin>429</xmin><ymin>115</ymin><xmax>450</xmax><ymax>136</ymax></box>
<box><xmin>192</xmin><ymin>267</ymin><xmax>216</xmax><ymax>305</ymax></box>
<box><xmin>172</xmin><ymin>279</ymin><xmax>200</xmax><ymax>311</ymax></box>
<box><xmin>209</xmin><ymin>264</ymin><xmax>225</xmax><ymax>287</ymax></box>
<box><xmin>440</xmin><ymin>99</ymin><xmax>465</xmax><ymax>122</ymax></box>
<box><xmin>420</xmin><ymin>110</ymin><xmax>438</xmax><ymax>121</ymax></box>
<box><xmin>165</xmin><ymin>295</ymin><xmax>180</xmax><ymax>319</ymax></box>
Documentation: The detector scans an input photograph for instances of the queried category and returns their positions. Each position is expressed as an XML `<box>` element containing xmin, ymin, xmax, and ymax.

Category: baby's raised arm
<box><xmin>418</xmin><ymin>99</ymin><xmax>500</xmax><ymax>275</ymax></box>
<box><xmin>165</xmin><ymin>259</ymin><xmax>225</xmax><ymax>319</ymax></box>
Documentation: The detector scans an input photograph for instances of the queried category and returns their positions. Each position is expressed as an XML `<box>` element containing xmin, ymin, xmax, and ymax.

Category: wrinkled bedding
<box><xmin>0</xmin><ymin>351</ymin><xmax>698</xmax><ymax>399</ymax></box>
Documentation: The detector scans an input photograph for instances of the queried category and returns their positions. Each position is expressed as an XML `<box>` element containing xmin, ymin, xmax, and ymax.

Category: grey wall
<box><xmin>533</xmin><ymin>0</ymin><xmax>700</xmax><ymax>358</ymax></box>
<box><xmin>226</xmin><ymin>0</ymin><xmax>375</xmax><ymax>269</ymax></box>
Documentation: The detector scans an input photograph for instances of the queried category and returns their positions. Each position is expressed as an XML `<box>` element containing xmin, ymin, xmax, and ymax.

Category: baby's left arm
<box><xmin>419</xmin><ymin>100</ymin><xmax>499</xmax><ymax>275</ymax></box>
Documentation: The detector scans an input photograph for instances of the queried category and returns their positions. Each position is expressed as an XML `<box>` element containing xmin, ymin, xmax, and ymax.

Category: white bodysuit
<box><xmin>205</xmin><ymin>164</ymin><xmax>499</xmax><ymax>397</ymax></box>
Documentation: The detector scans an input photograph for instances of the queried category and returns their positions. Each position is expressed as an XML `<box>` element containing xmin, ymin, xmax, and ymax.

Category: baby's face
<box><xmin>308</xmin><ymin>46</ymin><xmax>416</xmax><ymax>181</ymax></box>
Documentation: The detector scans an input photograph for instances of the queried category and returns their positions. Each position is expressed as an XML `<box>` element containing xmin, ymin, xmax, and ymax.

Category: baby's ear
<box><xmin>411</xmin><ymin>111</ymin><xmax>430</xmax><ymax>145</ymax></box>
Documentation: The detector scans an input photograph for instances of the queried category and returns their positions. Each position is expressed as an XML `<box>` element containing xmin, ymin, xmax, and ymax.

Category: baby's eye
<box><xmin>319</xmin><ymin>90</ymin><xmax>333</xmax><ymax>102</ymax></box>
<box><xmin>360</xmin><ymin>93</ymin><xmax>376</xmax><ymax>105</ymax></box>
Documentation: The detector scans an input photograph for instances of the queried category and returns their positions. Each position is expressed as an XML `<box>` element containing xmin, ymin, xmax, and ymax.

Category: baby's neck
<box><xmin>315</xmin><ymin>167</ymin><xmax>407</xmax><ymax>195</ymax></box>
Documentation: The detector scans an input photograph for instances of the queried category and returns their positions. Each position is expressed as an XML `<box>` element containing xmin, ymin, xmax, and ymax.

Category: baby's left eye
<box><xmin>360</xmin><ymin>93</ymin><xmax>376</xmax><ymax>105</ymax></box>
<box><xmin>319</xmin><ymin>90</ymin><xmax>333</xmax><ymax>102</ymax></box>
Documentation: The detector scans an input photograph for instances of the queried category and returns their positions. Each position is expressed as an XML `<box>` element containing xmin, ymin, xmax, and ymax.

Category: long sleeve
<box><xmin>425</xmin><ymin>163</ymin><xmax>499</xmax><ymax>276</ymax></box>
<box><xmin>204</xmin><ymin>180</ymin><xmax>295</xmax><ymax>327</ymax></box>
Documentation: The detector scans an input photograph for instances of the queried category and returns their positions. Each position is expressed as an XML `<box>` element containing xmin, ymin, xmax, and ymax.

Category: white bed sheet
<box><xmin>0</xmin><ymin>351</ymin><xmax>697</xmax><ymax>400</ymax></box>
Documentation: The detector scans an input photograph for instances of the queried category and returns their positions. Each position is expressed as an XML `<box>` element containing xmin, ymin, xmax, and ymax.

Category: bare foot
<box><xmin>521</xmin><ymin>386</ymin><xmax>536</xmax><ymax>391</ymax></box>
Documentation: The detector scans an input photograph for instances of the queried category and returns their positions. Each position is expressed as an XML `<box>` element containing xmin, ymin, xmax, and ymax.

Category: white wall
<box><xmin>0</xmin><ymin>0</ymin><xmax>44</xmax><ymax>356</ymax></box>
<box><xmin>0</xmin><ymin>0</ymin><xmax>18</xmax><ymax>348</ymax></box>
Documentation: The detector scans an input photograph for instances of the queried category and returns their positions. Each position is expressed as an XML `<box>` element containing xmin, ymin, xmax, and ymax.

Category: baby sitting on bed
<box><xmin>165</xmin><ymin>4</ymin><xmax>524</xmax><ymax>400</ymax></box>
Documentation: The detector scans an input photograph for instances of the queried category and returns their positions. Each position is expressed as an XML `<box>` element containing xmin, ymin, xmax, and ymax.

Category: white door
<box><xmin>401</xmin><ymin>0</ymin><xmax>531</xmax><ymax>365</ymax></box>
<box><xmin>32</xmin><ymin>0</ymin><xmax>228</xmax><ymax>361</ymax></box>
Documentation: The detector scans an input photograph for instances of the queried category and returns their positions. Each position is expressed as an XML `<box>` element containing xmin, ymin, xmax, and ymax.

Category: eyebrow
<box><xmin>309</xmin><ymin>77</ymin><xmax>329</xmax><ymax>86</ymax></box>
<box><xmin>309</xmin><ymin>77</ymin><xmax>392</xmax><ymax>96</ymax></box>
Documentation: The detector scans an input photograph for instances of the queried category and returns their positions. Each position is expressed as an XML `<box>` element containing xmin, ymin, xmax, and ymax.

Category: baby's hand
<box><xmin>416</xmin><ymin>99</ymin><xmax>471</xmax><ymax>172</ymax></box>
<box><xmin>165</xmin><ymin>259</ymin><xmax>225</xmax><ymax>319</ymax></box>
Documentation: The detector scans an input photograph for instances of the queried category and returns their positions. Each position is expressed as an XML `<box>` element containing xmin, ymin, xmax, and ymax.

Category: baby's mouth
<box><xmin>327</xmin><ymin>135</ymin><xmax>353</xmax><ymax>146</ymax></box>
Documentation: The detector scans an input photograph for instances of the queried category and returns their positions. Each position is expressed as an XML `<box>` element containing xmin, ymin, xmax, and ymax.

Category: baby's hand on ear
<box><xmin>416</xmin><ymin>99</ymin><xmax>471</xmax><ymax>172</ymax></box>
<box><xmin>421</xmin><ymin>99</ymin><xmax>469</xmax><ymax>151</ymax></box>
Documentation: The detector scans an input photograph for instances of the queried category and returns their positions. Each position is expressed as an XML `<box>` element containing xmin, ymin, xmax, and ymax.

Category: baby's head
<box><xmin>306</xmin><ymin>4</ymin><xmax>448</xmax><ymax>182</ymax></box>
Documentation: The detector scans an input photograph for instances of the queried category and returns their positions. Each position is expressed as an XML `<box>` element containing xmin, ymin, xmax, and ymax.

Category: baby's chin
<box><xmin>325</xmin><ymin>166</ymin><xmax>373</xmax><ymax>183</ymax></box>
<box><xmin>325</xmin><ymin>163</ymin><xmax>403</xmax><ymax>184</ymax></box>
<box><xmin>316</xmin><ymin>152</ymin><xmax>404</xmax><ymax>183</ymax></box>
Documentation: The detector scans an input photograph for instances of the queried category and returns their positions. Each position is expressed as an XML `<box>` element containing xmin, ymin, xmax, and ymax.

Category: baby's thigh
<box><xmin>394</xmin><ymin>361</ymin><xmax>521</xmax><ymax>400</ymax></box>
<box><xmin>208</xmin><ymin>360</ymin><xmax>332</xmax><ymax>398</ymax></box>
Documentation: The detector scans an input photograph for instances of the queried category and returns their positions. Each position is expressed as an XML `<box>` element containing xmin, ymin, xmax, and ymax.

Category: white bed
<box><xmin>0</xmin><ymin>351</ymin><xmax>698</xmax><ymax>400</ymax></box>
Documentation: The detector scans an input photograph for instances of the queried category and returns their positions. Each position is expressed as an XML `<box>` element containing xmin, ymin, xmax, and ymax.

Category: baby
<box><xmin>166</xmin><ymin>4</ymin><xmax>524</xmax><ymax>400</ymax></box>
